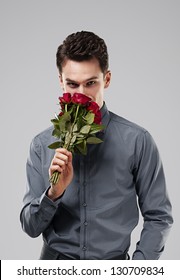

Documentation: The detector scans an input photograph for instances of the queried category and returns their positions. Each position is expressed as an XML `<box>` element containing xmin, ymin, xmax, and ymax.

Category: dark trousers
<box><xmin>40</xmin><ymin>242</ymin><xmax>129</xmax><ymax>260</ymax></box>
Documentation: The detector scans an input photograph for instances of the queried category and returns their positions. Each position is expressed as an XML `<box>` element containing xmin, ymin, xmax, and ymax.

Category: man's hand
<box><xmin>48</xmin><ymin>148</ymin><xmax>73</xmax><ymax>201</ymax></box>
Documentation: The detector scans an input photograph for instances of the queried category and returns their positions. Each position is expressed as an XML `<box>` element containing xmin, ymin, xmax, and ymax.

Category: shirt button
<box><xmin>83</xmin><ymin>203</ymin><xmax>87</xmax><ymax>207</ymax></box>
<box><xmin>84</xmin><ymin>221</ymin><xmax>88</xmax><ymax>226</ymax></box>
<box><xmin>82</xmin><ymin>246</ymin><xmax>87</xmax><ymax>251</ymax></box>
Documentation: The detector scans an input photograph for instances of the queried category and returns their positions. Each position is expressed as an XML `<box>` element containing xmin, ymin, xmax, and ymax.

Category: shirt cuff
<box><xmin>132</xmin><ymin>251</ymin><xmax>146</xmax><ymax>260</ymax></box>
<box><xmin>40</xmin><ymin>186</ymin><xmax>63</xmax><ymax>207</ymax></box>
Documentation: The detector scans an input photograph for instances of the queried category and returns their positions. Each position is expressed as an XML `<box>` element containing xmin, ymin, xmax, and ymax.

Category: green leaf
<box><xmin>73</xmin><ymin>123</ymin><xmax>78</xmax><ymax>132</ymax></box>
<box><xmin>77</xmin><ymin>133</ymin><xmax>86</xmax><ymax>138</ymax></box>
<box><xmin>76</xmin><ymin>141</ymin><xmax>87</xmax><ymax>155</ymax></box>
<box><xmin>90</xmin><ymin>124</ymin><xmax>105</xmax><ymax>134</ymax></box>
<box><xmin>87</xmin><ymin>137</ymin><xmax>103</xmax><ymax>144</ymax></box>
<box><xmin>84</xmin><ymin>112</ymin><xmax>95</xmax><ymax>124</ymax></box>
<box><xmin>54</xmin><ymin>124</ymin><xmax>60</xmax><ymax>130</ymax></box>
<box><xmin>51</xmin><ymin>118</ymin><xmax>59</xmax><ymax>125</ymax></box>
<box><xmin>59</xmin><ymin>120</ymin><xmax>66</xmax><ymax>132</ymax></box>
<box><xmin>76</xmin><ymin>117</ymin><xmax>85</xmax><ymax>129</ymax></box>
<box><xmin>48</xmin><ymin>141</ymin><xmax>62</xmax><ymax>149</ymax></box>
<box><xmin>59</xmin><ymin>112</ymin><xmax>71</xmax><ymax>131</ymax></box>
<box><xmin>52</xmin><ymin>129</ymin><xmax>61</xmax><ymax>138</ymax></box>
<box><xmin>61</xmin><ymin>111</ymin><xmax>71</xmax><ymax>121</ymax></box>
<box><xmin>75</xmin><ymin>139</ymin><xmax>84</xmax><ymax>145</ymax></box>
<box><xmin>66</xmin><ymin>121</ymin><xmax>72</xmax><ymax>132</ymax></box>
<box><xmin>70</xmin><ymin>134</ymin><xmax>77</xmax><ymax>145</ymax></box>
<box><xmin>80</xmin><ymin>125</ymin><xmax>91</xmax><ymax>134</ymax></box>
<box><xmin>65</xmin><ymin>132</ymin><xmax>71</xmax><ymax>145</ymax></box>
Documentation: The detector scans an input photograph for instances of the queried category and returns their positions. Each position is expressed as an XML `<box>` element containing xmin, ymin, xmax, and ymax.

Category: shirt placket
<box><xmin>79</xmin><ymin>153</ymin><xmax>89</xmax><ymax>259</ymax></box>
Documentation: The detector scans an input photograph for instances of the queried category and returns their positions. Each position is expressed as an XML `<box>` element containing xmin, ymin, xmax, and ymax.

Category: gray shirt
<box><xmin>20</xmin><ymin>103</ymin><xmax>173</xmax><ymax>259</ymax></box>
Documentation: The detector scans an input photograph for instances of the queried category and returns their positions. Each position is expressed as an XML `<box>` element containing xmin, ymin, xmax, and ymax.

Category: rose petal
<box><xmin>72</xmin><ymin>93</ymin><xmax>92</xmax><ymax>105</ymax></box>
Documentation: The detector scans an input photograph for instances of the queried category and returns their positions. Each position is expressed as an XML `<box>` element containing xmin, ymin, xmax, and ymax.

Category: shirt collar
<box><xmin>100</xmin><ymin>102</ymin><xmax>111</xmax><ymax>134</ymax></box>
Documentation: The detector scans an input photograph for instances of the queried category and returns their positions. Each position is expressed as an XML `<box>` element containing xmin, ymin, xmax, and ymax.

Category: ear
<box><xmin>59</xmin><ymin>74</ymin><xmax>64</xmax><ymax>91</ymax></box>
<box><xmin>104</xmin><ymin>70</ymin><xmax>111</xmax><ymax>89</ymax></box>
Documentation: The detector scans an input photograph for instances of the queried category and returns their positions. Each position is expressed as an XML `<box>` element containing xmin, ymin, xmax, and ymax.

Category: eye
<box><xmin>67</xmin><ymin>82</ymin><xmax>79</xmax><ymax>88</ymax></box>
<box><xmin>86</xmin><ymin>81</ymin><xmax>96</xmax><ymax>87</ymax></box>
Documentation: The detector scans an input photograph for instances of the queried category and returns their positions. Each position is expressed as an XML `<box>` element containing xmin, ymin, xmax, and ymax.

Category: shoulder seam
<box><xmin>109</xmin><ymin>111</ymin><xmax>147</xmax><ymax>133</ymax></box>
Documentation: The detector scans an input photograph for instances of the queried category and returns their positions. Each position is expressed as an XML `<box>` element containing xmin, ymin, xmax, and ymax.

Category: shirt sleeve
<box><xmin>132</xmin><ymin>131</ymin><xmax>173</xmax><ymax>260</ymax></box>
<box><xmin>20</xmin><ymin>136</ymin><xmax>62</xmax><ymax>238</ymax></box>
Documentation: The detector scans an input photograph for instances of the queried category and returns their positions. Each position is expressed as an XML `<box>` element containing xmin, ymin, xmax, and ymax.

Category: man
<box><xmin>20</xmin><ymin>31</ymin><xmax>173</xmax><ymax>260</ymax></box>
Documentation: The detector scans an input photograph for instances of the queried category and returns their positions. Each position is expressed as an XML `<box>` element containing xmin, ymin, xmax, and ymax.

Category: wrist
<box><xmin>47</xmin><ymin>186</ymin><xmax>65</xmax><ymax>201</ymax></box>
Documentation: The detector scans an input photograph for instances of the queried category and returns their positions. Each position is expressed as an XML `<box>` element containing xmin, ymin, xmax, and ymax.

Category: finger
<box><xmin>49</xmin><ymin>165</ymin><xmax>63</xmax><ymax>174</ymax></box>
<box><xmin>52</xmin><ymin>158</ymin><xmax>68</xmax><ymax>167</ymax></box>
<box><xmin>54</xmin><ymin>153</ymin><xmax>69</xmax><ymax>164</ymax></box>
<box><xmin>55</xmin><ymin>148</ymin><xmax>69</xmax><ymax>155</ymax></box>
<box><xmin>67</xmin><ymin>151</ymin><xmax>73</xmax><ymax>164</ymax></box>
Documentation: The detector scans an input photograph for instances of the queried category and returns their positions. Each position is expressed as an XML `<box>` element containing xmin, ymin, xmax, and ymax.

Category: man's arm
<box><xmin>132</xmin><ymin>131</ymin><xmax>173</xmax><ymax>260</ymax></box>
<box><xmin>20</xmin><ymin>136</ymin><xmax>73</xmax><ymax>237</ymax></box>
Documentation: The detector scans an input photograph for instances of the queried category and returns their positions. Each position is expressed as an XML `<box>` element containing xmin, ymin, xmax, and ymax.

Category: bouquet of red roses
<box><xmin>48</xmin><ymin>92</ymin><xmax>105</xmax><ymax>185</ymax></box>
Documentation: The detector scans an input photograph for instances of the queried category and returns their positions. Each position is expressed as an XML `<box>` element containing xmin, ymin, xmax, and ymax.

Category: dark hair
<box><xmin>56</xmin><ymin>31</ymin><xmax>109</xmax><ymax>74</ymax></box>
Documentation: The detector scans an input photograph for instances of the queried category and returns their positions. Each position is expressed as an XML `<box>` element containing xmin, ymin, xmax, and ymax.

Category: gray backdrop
<box><xmin>0</xmin><ymin>0</ymin><xmax>179</xmax><ymax>259</ymax></box>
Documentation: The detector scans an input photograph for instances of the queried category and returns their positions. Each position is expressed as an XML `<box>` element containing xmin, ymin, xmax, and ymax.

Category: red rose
<box><xmin>72</xmin><ymin>93</ymin><xmax>92</xmax><ymax>105</ymax></box>
<box><xmin>87</xmin><ymin>101</ymin><xmax>102</xmax><ymax>124</ymax></box>
<box><xmin>59</xmin><ymin>111</ymin><xmax>64</xmax><ymax>117</ymax></box>
<box><xmin>94</xmin><ymin>110</ymin><xmax>102</xmax><ymax>124</ymax></box>
<box><xmin>87</xmin><ymin>101</ymin><xmax>100</xmax><ymax>114</ymax></box>
<box><xmin>59</xmin><ymin>93</ymin><xmax>72</xmax><ymax>104</ymax></box>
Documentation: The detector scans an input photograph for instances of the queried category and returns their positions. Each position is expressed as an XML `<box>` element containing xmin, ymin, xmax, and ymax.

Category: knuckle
<box><xmin>55</xmin><ymin>148</ymin><xmax>67</xmax><ymax>153</ymax></box>
<box><xmin>55</xmin><ymin>148</ymin><xmax>63</xmax><ymax>152</ymax></box>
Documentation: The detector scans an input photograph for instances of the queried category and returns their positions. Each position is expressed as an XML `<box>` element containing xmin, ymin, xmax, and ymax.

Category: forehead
<box><xmin>61</xmin><ymin>58</ymin><xmax>103</xmax><ymax>81</ymax></box>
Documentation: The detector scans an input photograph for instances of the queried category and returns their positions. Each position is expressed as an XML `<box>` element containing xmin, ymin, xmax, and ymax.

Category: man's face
<box><xmin>59</xmin><ymin>58</ymin><xmax>111</xmax><ymax>108</ymax></box>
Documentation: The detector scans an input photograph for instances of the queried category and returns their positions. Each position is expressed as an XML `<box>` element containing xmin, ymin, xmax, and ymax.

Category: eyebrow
<box><xmin>65</xmin><ymin>76</ymin><xmax>98</xmax><ymax>83</ymax></box>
